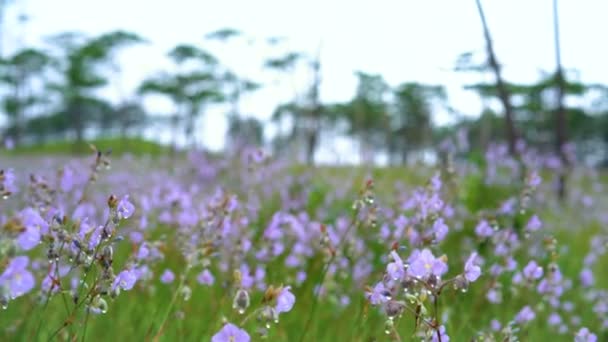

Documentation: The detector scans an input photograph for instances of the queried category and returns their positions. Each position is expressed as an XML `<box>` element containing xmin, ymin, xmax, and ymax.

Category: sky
<box><xmin>3</xmin><ymin>0</ymin><xmax>608</xmax><ymax>161</ymax></box>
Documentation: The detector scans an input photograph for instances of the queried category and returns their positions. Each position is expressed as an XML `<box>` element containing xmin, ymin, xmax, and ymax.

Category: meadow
<box><xmin>0</xmin><ymin>141</ymin><xmax>606</xmax><ymax>341</ymax></box>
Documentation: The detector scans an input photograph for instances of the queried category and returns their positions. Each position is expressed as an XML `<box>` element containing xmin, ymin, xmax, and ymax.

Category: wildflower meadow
<box><xmin>0</xmin><ymin>141</ymin><xmax>606</xmax><ymax>342</ymax></box>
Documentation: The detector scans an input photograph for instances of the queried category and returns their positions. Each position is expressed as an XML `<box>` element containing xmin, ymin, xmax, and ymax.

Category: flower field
<box><xmin>0</xmin><ymin>145</ymin><xmax>606</xmax><ymax>341</ymax></box>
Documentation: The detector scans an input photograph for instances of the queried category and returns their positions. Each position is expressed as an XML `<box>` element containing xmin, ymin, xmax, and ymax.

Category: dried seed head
<box><xmin>107</xmin><ymin>195</ymin><xmax>118</xmax><ymax>209</ymax></box>
<box><xmin>263</xmin><ymin>285</ymin><xmax>282</xmax><ymax>303</ymax></box>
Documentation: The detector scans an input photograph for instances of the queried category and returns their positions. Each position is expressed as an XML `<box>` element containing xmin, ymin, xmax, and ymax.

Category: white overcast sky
<box><xmin>3</xmin><ymin>0</ymin><xmax>608</xmax><ymax>155</ymax></box>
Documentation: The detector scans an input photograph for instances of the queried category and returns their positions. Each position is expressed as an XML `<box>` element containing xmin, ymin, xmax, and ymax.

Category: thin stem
<box><xmin>240</xmin><ymin>307</ymin><xmax>263</xmax><ymax>326</ymax></box>
<box><xmin>433</xmin><ymin>295</ymin><xmax>442</xmax><ymax>342</ymax></box>
<box><xmin>81</xmin><ymin>297</ymin><xmax>93</xmax><ymax>342</ymax></box>
<box><xmin>298</xmin><ymin>205</ymin><xmax>362</xmax><ymax>342</ymax></box>
<box><xmin>151</xmin><ymin>269</ymin><xmax>189</xmax><ymax>340</ymax></box>
<box><xmin>390</xmin><ymin>323</ymin><xmax>403</xmax><ymax>342</ymax></box>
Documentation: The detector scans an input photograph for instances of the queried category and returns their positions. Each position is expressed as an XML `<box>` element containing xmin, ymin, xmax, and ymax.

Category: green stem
<box><xmin>152</xmin><ymin>269</ymin><xmax>189</xmax><ymax>339</ymax></box>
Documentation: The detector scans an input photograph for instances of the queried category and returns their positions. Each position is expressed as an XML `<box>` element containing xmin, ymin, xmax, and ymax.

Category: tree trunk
<box><xmin>475</xmin><ymin>0</ymin><xmax>518</xmax><ymax>157</ymax></box>
<box><xmin>553</xmin><ymin>0</ymin><xmax>568</xmax><ymax>200</ymax></box>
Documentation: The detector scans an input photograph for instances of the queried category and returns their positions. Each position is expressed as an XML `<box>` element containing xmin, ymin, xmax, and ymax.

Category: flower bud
<box><xmin>181</xmin><ymin>285</ymin><xmax>192</xmax><ymax>301</ymax></box>
<box><xmin>257</xmin><ymin>305</ymin><xmax>279</xmax><ymax>328</ymax></box>
<box><xmin>232</xmin><ymin>288</ymin><xmax>250</xmax><ymax>314</ymax></box>
<box><xmin>452</xmin><ymin>275</ymin><xmax>469</xmax><ymax>293</ymax></box>
<box><xmin>384</xmin><ymin>300</ymin><xmax>405</xmax><ymax>318</ymax></box>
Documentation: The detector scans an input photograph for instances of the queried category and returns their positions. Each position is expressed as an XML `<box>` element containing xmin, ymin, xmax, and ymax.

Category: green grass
<box><xmin>2</xmin><ymin>137</ymin><xmax>170</xmax><ymax>156</ymax></box>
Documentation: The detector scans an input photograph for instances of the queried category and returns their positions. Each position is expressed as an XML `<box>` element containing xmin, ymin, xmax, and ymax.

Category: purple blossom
<box><xmin>515</xmin><ymin>306</ymin><xmax>535</xmax><ymax>324</ymax></box>
<box><xmin>575</xmin><ymin>327</ymin><xmax>597</xmax><ymax>342</ymax></box>
<box><xmin>580</xmin><ymin>269</ymin><xmax>594</xmax><ymax>287</ymax></box>
<box><xmin>430</xmin><ymin>173</ymin><xmax>442</xmax><ymax>192</ymax></box>
<box><xmin>211</xmin><ymin>323</ymin><xmax>250</xmax><ymax>342</ymax></box>
<box><xmin>432</xmin><ymin>218</ymin><xmax>448</xmax><ymax>241</ymax></box>
<box><xmin>366</xmin><ymin>282</ymin><xmax>389</xmax><ymax>305</ymax></box>
<box><xmin>17</xmin><ymin>208</ymin><xmax>48</xmax><ymax>250</ymax></box>
<box><xmin>113</xmin><ymin>269</ymin><xmax>137</xmax><ymax>291</ymax></box>
<box><xmin>490</xmin><ymin>320</ymin><xmax>501</xmax><ymax>331</ymax></box>
<box><xmin>60</xmin><ymin>166</ymin><xmax>75</xmax><ymax>192</ymax></box>
<box><xmin>548</xmin><ymin>312</ymin><xmax>562</xmax><ymax>326</ymax></box>
<box><xmin>275</xmin><ymin>286</ymin><xmax>295</xmax><ymax>314</ymax></box>
<box><xmin>523</xmin><ymin>261</ymin><xmax>543</xmax><ymax>280</ymax></box>
<box><xmin>160</xmin><ymin>269</ymin><xmax>175</xmax><ymax>284</ymax></box>
<box><xmin>464</xmin><ymin>252</ymin><xmax>481</xmax><ymax>282</ymax></box>
<box><xmin>117</xmin><ymin>195</ymin><xmax>135</xmax><ymax>220</ymax></box>
<box><xmin>0</xmin><ymin>256</ymin><xmax>35</xmax><ymax>299</ymax></box>
<box><xmin>486</xmin><ymin>288</ymin><xmax>502</xmax><ymax>303</ymax></box>
<box><xmin>197</xmin><ymin>269</ymin><xmax>214</xmax><ymax>285</ymax></box>
<box><xmin>475</xmin><ymin>220</ymin><xmax>493</xmax><ymax>238</ymax></box>
<box><xmin>1</xmin><ymin>169</ymin><xmax>16</xmax><ymax>193</ymax></box>
<box><xmin>407</xmin><ymin>249</ymin><xmax>447</xmax><ymax>279</ymax></box>
<box><xmin>527</xmin><ymin>171</ymin><xmax>541</xmax><ymax>188</ymax></box>
<box><xmin>526</xmin><ymin>215</ymin><xmax>542</xmax><ymax>232</ymax></box>
<box><xmin>386</xmin><ymin>251</ymin><xmax>405</xmax><ymax>281</ymax></box>
<box><xmin>4</xmin><ymin>137</ymin><xmax>14</xmax><ymax>150</ymax></box>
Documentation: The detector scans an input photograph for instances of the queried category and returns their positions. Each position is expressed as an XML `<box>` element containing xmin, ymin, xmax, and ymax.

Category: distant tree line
<box><xmin>0</xmin><ymin>1</ymin><xmax>607</xmax><ymax>175</ymax></box>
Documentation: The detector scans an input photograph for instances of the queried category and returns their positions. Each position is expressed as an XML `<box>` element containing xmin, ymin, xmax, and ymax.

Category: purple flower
<box><xmin>580</xmin><ymin>269</ymin><xmax>594</xmax><ymax>287</ymax></box>
<box><xmin>407</xmin><ymin>249</ymin><xmax>447</xmax><ymax>279</ymax></box>
<box><xmin>432</xmin><ymin>218</ymin><xmax>448</xmax><ymax>241</ymax></box>
<box><xmin>276</xmin><ymin>286</ymin><xmax>295</xmax><ymax>314</ymax></box>
<box><xmin>386</xmin><ymin>251</ymin><xmax>405</xmax><ymax>281</ymax></box>
<box><xmin>160</xmin><ymin>269</ymin><xmax>175</xmax><ymax>284</ymax></box>
<box><xmin>430</xmin><ymin>173</ymin><xmax>442</xmax><ymax>192</ymax></box>
<box><xmin>515</xmin><ymin>306</ymin><xmax>535</xmax><ymax>324</ymax></box>
<box><xmin>197</xmin><ymin>269</ymin><xmax>214</xmax><ymax>285</ymax></box>
<box><xmin>366</xmin><ymin>282</ymin><xmax>389</xmax><ymax>305</ymax></box>
<box><xmin>4</xmin><ymin>138</ymin><xmax>14</xmax><ymax>150</ymax></box>
<box><xmin>113</xmin><ymin>269</ymin><xmax>137</xmax><ymax>291</ymax></box>
<box><xmin>117</xmin><ymin>195</ymin><xmax>135</xmax><ymax>220</ymax></box>
<box><xmin>0</xmin><ymin>256</ymin><xmax>35</xmax><ymax>299</ymax></box>
<box><xmin>137</xmin><ymin>244</ymin><xmax>150</xmax><ymax>260</ymax></box>
<box><xmin>475</xmin><ymin>220</ymin><xmax>493</xmax><ymax>238</ymax></box>
<box><xmin>527</xmin><ymin>171</ymin><xmax>541</xmax><ymax>188</ymax></box>
<box><xmin>526</xmin><ymin>215</ymin><xmax>542</xmax><ymax>232</ymax></box>
<box><xmin>575</xmin><ymin>327</ymin><xmax>597</xmax><ymax>342</ymax></box>
<box><xmin>17</xmin><ymin>226</ymin><xmax>41</xmax><ymax>251</ymax></box>
<box><xmin>17</xmin><ymin>208</ymin><xmax>48</xmax><ymax>250</ymax></box>
<box><xmin>548</xmin><ymin>313</ymin><xmax>562</xmax><ymax>326</ymax></box>
<box><xmin>490</xmin><ymin>320</ymin><xmax>501</xmax><ymax>331</ymax></box>
<box><xmin>60</xmin><ymin>166</ymin><xmax>75</xmax><ymax>192</ymax></box>
<box><xmin>1</xmin><ymin>169</ymin><xmax>16</xmax><ymax>193</ymax></box>
<box><xmin>211</xmin><ymin>323</ymin><xmax>250</xmax><ymax>342</ymax></box>
<box><xmin>523</xmin><ymin>261</ymin><xmax>543</xmax><ymax>280</ymax></box>
<box><xmin>486</xmin><ymin>288</ymin><xmax>502</xmax><ymax>303</ymax></box>
<box><xmin>464</xmin><ymin>253</ymin><xmax>481</xmax><ymax>282</ymax></box>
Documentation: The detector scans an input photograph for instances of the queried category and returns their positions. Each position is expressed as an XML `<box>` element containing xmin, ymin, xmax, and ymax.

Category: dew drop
<box><xmin>1</xmin><ymin>304</ymin><xmax>7</xmax><ymax>310</ymax></box>
<box><xmin>238</xmin><ymin>308</ymin><xmax>245</xmax><ymax>314</ymax></box>
<box><xmin>265</xmin><ymin>323</ymin><xmax>270</xmax><ymax>329</ymax></box>
<box><xmin>460</xmin><ymin>288</ymin><xmax>468</xmax><ymax>293</ymax></box>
